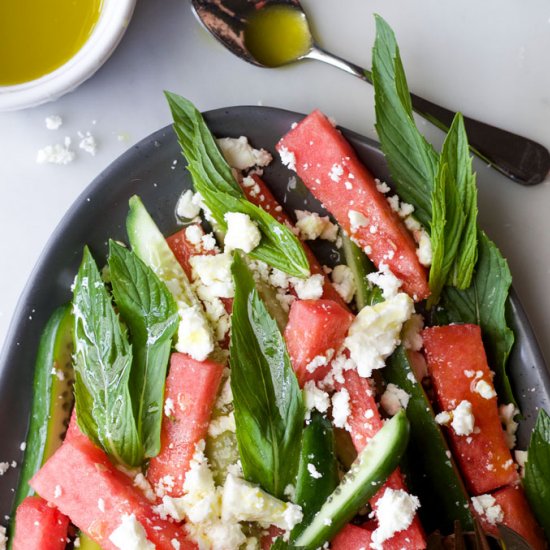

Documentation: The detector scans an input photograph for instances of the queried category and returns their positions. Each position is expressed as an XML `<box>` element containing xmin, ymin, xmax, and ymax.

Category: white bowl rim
<box><xmin>0</xmin><ymin>0</ymin><xmax>137</xmax><ymax>112</ymax></box>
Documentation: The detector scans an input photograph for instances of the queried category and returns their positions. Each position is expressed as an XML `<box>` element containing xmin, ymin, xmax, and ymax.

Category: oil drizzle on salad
<box><xmin>0</xmin><ymin>0</ymin><xmax>102</xmax><ymax>86</ymax></box>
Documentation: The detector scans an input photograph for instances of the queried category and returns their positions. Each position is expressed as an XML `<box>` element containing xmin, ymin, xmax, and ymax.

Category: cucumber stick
<box><xmin>10</xmin><ymin>305</ymin><xmax>74</xmax><ymax>542</ymax></box>
<box><xmin>291</xmin><ymin>413</ymin><xmax>339</xmax><ymax>540</ymax></box>
<box><xmin>385</xmin><ymin>347</ymin><xmax>474</xmax><ymax>532</ymax></box>
<box><xmin>294</xmin><ymin>410</ymin><xmax>410</xmax><ymax>549</ymax></box>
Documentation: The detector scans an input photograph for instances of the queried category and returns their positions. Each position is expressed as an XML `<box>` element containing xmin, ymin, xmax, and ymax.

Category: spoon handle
<box><xmin>306</xmin><ymin>45</ymin><xmax>550</xmax><ymax>185</ymax></box>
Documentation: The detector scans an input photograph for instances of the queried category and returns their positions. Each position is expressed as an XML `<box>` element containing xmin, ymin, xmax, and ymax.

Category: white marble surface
<box><xmin>1</xmin><ymin>0</ymin><xmax>549</xmax><ymax>365</ymax></box>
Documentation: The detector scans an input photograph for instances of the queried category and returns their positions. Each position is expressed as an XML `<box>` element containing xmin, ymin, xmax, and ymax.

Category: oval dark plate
<box><xmin>0</xmin><ymin>106</ymin><xmax>549</xmax><ymax>520</ymax></box>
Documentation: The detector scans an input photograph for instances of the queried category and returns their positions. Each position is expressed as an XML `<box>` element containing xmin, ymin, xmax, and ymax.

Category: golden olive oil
<box><xmin>0</xmin><ymin>0</ymin><xmax>102</xmax><ymax>86</ymax></box>
<box><xmin>244</xmin><ymin>5</ymin><xmax>311</xmax><ymax>67</ymax></box>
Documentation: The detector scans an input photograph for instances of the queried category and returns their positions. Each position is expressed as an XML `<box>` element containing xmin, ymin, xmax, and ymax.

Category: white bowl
<box><xmin>0</xmin><ymin>0</ymin><xmax>136</xmax><ymax>112</ymax></box>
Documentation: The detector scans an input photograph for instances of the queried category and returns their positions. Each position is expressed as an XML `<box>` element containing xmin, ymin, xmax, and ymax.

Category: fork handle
<box><xmin>305</xmin><ymin>45</ymin><xmax>550</xmax><ymax>186</ymax></box>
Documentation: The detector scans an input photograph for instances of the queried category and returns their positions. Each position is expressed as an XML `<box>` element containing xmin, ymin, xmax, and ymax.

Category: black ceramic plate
<box><xmin>1</xmin><ymin>106</ymin><xmax>549</xmax><ymax>520</ymax></box>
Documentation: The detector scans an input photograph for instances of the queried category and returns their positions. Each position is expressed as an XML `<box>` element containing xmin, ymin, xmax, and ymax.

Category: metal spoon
<box><xmin>191</xmin><ymin>0</ymin><xmax>550</xmax><ymax>186</ymax></box>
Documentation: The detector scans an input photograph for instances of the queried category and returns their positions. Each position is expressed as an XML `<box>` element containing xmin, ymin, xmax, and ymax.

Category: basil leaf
<box><xmin>372</xmin><ymin>14</ymin><xmax>439</xmax><ymax>229</ymax></box>
<box><xmin>229</xmin><ymin>252</ymin><xmax>304</xmax><ymax>498</ymax></box>
<box><xmin>72</xmin><ymin>247</ymin><xmax>141</xmax><ymax>466</ymax></box>
<box><xmin>108</xmin><ymin>240</ymin><xmax>179</xmax><ymax>458</ymax></box>
<box><xmin>524</xmin><ymin>409</ymin><xmax>550</xmax><ymax>538</ymax></box>
<box><xmin>436</xmin><ymin>231</ymin><xmax>515</xmax><ymax>405</ymax></box>
<box><xmin>165</xmin><ymin>91</ymin><xmax>309</xmax><ymax>278</ymax></box>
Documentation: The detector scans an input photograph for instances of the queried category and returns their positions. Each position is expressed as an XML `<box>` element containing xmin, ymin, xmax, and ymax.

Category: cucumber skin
<box><xmin>10</xmin><ymin>305</ymin><xmax>74</xmax><ymax>541</ymax></box>
<box><xmin>385</xmin><ymin>347</ymin><xmax>474</xmax><ymax>533</ymax></box>
<box><xmin>291</xmin><ymin>413</ymin><xmax>339</xmax><ymax>540</ymax></box>
<box><xmin>294</xmin><ymin>411</ymin><xmax>410</xmax><ymax>550</ymax></box>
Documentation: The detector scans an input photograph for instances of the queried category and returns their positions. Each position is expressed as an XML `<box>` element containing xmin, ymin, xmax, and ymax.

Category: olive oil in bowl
<box><xmin>0</xmin><ymin>0</ymin><xmax>103</xmax><ymax>86</ymax></box>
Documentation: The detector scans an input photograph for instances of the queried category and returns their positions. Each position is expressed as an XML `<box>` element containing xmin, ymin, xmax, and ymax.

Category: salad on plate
<box><xmin>3</xmin><ymin>16</ymin><xmax>550</xmax><ymax>550</ymax></box>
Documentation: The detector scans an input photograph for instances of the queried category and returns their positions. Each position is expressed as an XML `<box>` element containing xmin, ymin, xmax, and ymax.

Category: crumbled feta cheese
<box><xmin>20</xmin><ymin>442</ymin><xmax>26</xmax><ymax>451</ymax></box>
<box><xmin>451</xmin><ymin>401</ymin><xmax>475</xmax><ymax>436</ymax></box>
<box><xmin>416</xmin><ymin>229</ymin><xmax>432</xmax><ymax>267</ymax></box>
<box><xmin>305</xmin><ymin>349</ymin><xmax>334</xmax><ymax>374</ymax></box>
<box><xmin>515</xmin><ymin>450</ymin><xmax>528</xmax><ymax>477</ymax></box>
<box><xmin>291</xmin><ymin>274</ymin><xmax>324</xmax><ymax>300</ymax></box>
<box><xmin>303</xmin><ymin>381</ymin><xmax>330</xmax><ymax>419</ymax></box>
<box><xmin>175</xmin><ymin>305</ymin><xmax>214</xmax><ymax>361</ymax></box>
<box><xmin>471</xmin><ymin>494</ymin><xmax>504</xmax><ymax>526</ymax></box>
<box><xmin>331</xmin><ymin>388</ymin><xmax>351</xmax><ymax>430</ymax></box>
<box><xmin>190</xmin><ymin>253</ymin><xmax>234</xmax><ymax>298</ymax></box>
<box><xmin>381</xmin><ymin>384</ymin><xmax>410</xmax><ymax>416</ymax></box>
<box><xmin>401</xmin><ymin>314</ymin><xmax>424</xmax><ymax>351</ymax></box>
<box><xmin>344</xmin><ymin>293</ymin><xmax>414</xmax><ymax>378</ymax></box>
<box><xmin>217</xmin><ymin>136</ymin><xmax>272</xmax><ymax>171</ymax></box>
<box><xmin>348</xmin><ymin>210</ymin><xmax>369</xmax><ymax>232</ymax></box>
<box><xmin>0</xmin><ymin>462</ymin><xmax>9</xmax><ymax>476</ymax></box>
<box><xmin>176</xmin><ymin>190</ymin><xmax>201</xmax><ymax>220</ymax></box>
<box><xmin>499</xmin><ymin>403</ymin><xmax>519</xmax><ymax>449</ymax></box>
<box><xmin>307</xmin><ymin>463</ymin><xmax>322</xmax><ymax>479</ymax></box>
<box><xmin>321</xmin><ymin>353</ymin><xmax>356</xmax><ymax>389</ymax></box>
<box><xmin>185</xmin><ymin>224</ymin><xmax>203</xmax><ymax>246</ymax></box>
<box><xmin>279</xmin><ymin>146</ymin><xmax>296</xmax><ymax>171</ymax></box>
<box><xmin>133</xmin><ymin>473</ymin><xmax>156</xmax><ymax>502</ymax></box>
<box><xmin>269</xmin><ymin>268</ymin><xmax>291</xmax><ymax>291</ymax></box>
<box><xmin>375</xmin><ymin>180</ymin><xmax>391</xmax><ymax>194</ymax></box>
<box><xmin>79</xmin><ymin>133</ymin><xmax>97</xmax><ymax>156</ymax></box>
<box><xmin>474</xmin><ymin>379</ymin><xmax>497</xmax><ymax>400</ymax></box>
<box><xmin>366</xmin><ymin>263</ymin><xmax>403</xmax><ymax>300</ymax></box>
<box><xmin>36</xmin><ymin>142</ymin><xmax>75</xmax><ymax>165</ymax></box>
<box><xmin>371</xmin><ymin>488</ymin><xmax>420</xmax><ymax>549</ymax></box>
<box><xmin>331</xmin><ymin>265</ymin><xmax>356</xmax><ymax>303</ymax></box>
<box><xmin>435</xmin><ymin>411</ymin><xmax>452</xmax><ymax>426</ymax></box>
<box><xmin>221</xmin><ymin>473</ymin><xmax>302</xmax><ymax>530</ymax></box>
<box><xmin>164</xmin><ymin>397</ymin><xmax>175</xmax><ymax>418</ymax></box>
<box><xmin>0</xmin><ymin>526</ymin><xmax>7</xmax><ymax>550</ymax></box>
<box><xmin>208</xmin><ymin>412</ymin><xmax>236</xmax><ymax>437</ymax></box>
<box><xmin>224</xmin><ymin>212</ymin><xmax>262</xmax><ymax>253</ymax></box>
<box><xmin>109</xmin><ymin>513</ymin><xmax>155</xmax><ymax>550</ymax></box>
<box><xmin>294</xmin><ymin>210</ymin><xmax>338</xmax><ymax>242</ymax></box>
<box><xmin>202</xmin><ymin>233</ymin><xmax>217</xmax><ymax>251</ymax></box>
<box><xmin>45</xmin><ymin>115</ymin><xmax>63</xmax><ymax>130</ymax></box>
<box><xmin>329</xmin><ymin>163</ymin><xmax>344</xmax><ymax>182</ymax></box>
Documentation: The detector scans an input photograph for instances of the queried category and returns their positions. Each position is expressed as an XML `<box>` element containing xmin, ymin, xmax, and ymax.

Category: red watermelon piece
<box><xmin>339</xmin><ymin>370</ymin><xmax>426</xmax><ymax>549</ymax></box>
<box><xmin>277</xmin><ymin>110</ymin><xmax>429</xmax><ymax>301</ymax></box>
<box><xmin>475</xmin><ymin>485</ymin><xmax>546</xmax><ymax>550</ymax></box>
<box><xmin>30</xmin><ymin>438</ymin><xmax>194</xmax><ymax>550</ymax></box>
<box><xmin>146</xmin><ymin>353</ymin><xmax>224</xmax><ymax>498</ymax></box>
<box><xmin>284</xmin><ymin>299</ymin><xmax>354</xmax><ymax>386</ymax></box>
<box><xmin>166</xmin><ymin>223</ymin><xmax>205</xmax><ymax>279</ymax></box>
<box><xmin>422</xmin><ymin>324</ymin><xmax>518</xmax><ymax>495</ymax></box>
<box><xmin>331</xmin><ymin>523</ymin><xmax>374</xmax><ymax>549</ymax></box>
<box><xmin>12</xmin><ymin>496</ymin><xmax>69</xmax><ymax>550</ymax></box>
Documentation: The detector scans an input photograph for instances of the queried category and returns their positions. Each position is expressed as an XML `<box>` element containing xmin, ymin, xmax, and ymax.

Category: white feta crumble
<box><xmin>0</xmin><ymin>526</ymin><xmax>7</xmax><ymax>550</ymax></box>
<box><xmin>375</xmin><ymin>179</ymin><xmax>391</xmax><ymax>194</ymax></box>
<box><xmin>344</xmin><ymin>293</ymin><xmax>414</xmax><ymax>378</ymax></box>
<box><xmin>79</xmin><ymin>133</ymin><xmax>97</xmax><ymax>156</ymax></box>
<box><xmin>329</xmin><ymin>163</ymin><xmax>344</xmax><ymax>182</ymax></box>
<box><xmin>366</xmin><ymin>263</ymin><xmax>403</xmax><ymax>300</ymax></box>
<box><xmin>294</xmin><ymin>210</ymin><xmax>338</xmax><ymax>242</ymax></box>
<box><xmin>474</xmin><ymin>379</ymin><xmax>497</xmax><ymax>400</ymax></box>
<box><xmin>190</xmin><ymin>253</ymin><xmax>234</xmax><ymax>298</ymax></box>
<box><xmin>401</xmin><ymin>314</ymin><xmax>424</xmax><ymax>351</ymax></box>
<box><xmin>307</xmin><ymin>463</ymin><xmax>322</xmax><ymax>479</ymax></box>
<box><xmin>305</xmin><ymin>349</ymin><xmax>334</xmax><ymax>374</ymax></box>
<box><xmin>331</xmin><ymin>265</ymin><xmax>356</xmax><ymax>304</ymax></box>
<box><xmin>515</xmin><ymin>450</ymin><xmax>528</xmax><ymax>477</ymax></box>
<box><xmin>109</xmin><ymin>513</ymin><xmax>154</xmax><ymax>550</ymax></box>
<box><xmin>416</xmin><ymin>229</ymin><xmax>432</xmax><ymax>267</ymax></box>
<box><xmin>279</xmin><ymin>146</ymin><xmax>296</xmax><ymax>171</ymax></box>
<box><xmin>164</xmin><ymin>397</ymin><xmax>175</xmax><ymax>418</ymax></box>
<box><xmin>0</xmin><ymin>462</ymin><xmax>9</xmax><ymax>476</ymax></box>
<box><xmin>499</xmin><ymin>403</ymin><xmax>519</xmax><ymax>449</ymax></box>
<box><xmin>175</xmin><ymin>305</ymin><xmax>214</xmax><ymax>361</ymax></box>
<box><xmin>471</xmin><ymin>494</ymin><xmax>504</xmax><ymax>526</ymax></box>
<box><xmin>371</xmin><ymin>488</ymin><xmax>420</xmax><ymax>550</ymax></box>
<box><xmin>224</xmin><ymin>212</ymin><xmax>262</xmax><ymax>253</ymax></box>
<box><xmin>20</xmin><ymin>442</ymin><xmax>26</xmax><ymax>451</ymax></box>
<box><xmin>176</xmin><ymin>190</ymin><xmax>201</xmax><ymax>220</ymax></box>
<box><xmin>217</xmin><ymin>136</ymin><xmax>272</xmax><ymax>171</ymax></box>
<box><xmin>348</xmin><ymin>210</ymin><xmax>369</xmax><ymax>232</ymax></box>
<box><xmin>451</xmin><ymin>401</ymin><xmax>475</xmax><ymax>436</ymax></box>
<box><xmin>331</xmin><ymin>388</ymin><xmax>351</xmax><ymax>430</ymax></box>
<box><xmin>435</xmin><ymin>411</ymin><xmax>452</xmax><ymax>426</ymax></box>
<box><xmin>291</xmin><ymin>274</ymin><xmax>324</xmax><ymax>300</ymax></box>
<box><xmin>208</xmin><ymin>412</ymin><xmax>236</xmax><ymax>437</ymax></box>
<box><xmin>45</xmin><ymin>115</ymin><xmax>63</xmax><ymax>130</ymax></box>
<box><xmin>185</xmin><ymin>224</ymin><xmax>203</xmax><ymax>246</ymax></box>
<box><xmin>133</xmin><ymin>473</ymin><xmax>156</xmax><ymax>502</ymax></box>
<box><xmin>36</xmin><ymin>140</ymin><xmax>75</xmax><ymax>165</ymax></box>
<box><xmin>380</xmin><ymin>384</ymin><xmax>410</xmax><ymax>416</ymax></box>
<box><xmin>303</xmin><ymin>381</ymin><xmax>330</xmax><ymax>419</ymax></box>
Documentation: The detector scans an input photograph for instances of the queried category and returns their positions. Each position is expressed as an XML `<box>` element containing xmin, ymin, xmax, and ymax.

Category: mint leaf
<box><xmin>436</xmin><ymin>231</ymin><xmax>515</xmax><ymax>405</ymax></box>
<box><xmin>165</xmin><ymin>91</ymin><xmax>309</xmax><ymax>278</ymax></box>
<box><xmin>108</xmin><ymin>240</ymin><xmax>179</xmax><ymax>458</ymax></box>
<box><xmin>72</xmin><ymin>247</ymin><xmax>141</xmax><ymax>466</ymax></box>
<box><xmin>525</xmin><ymin>409</ymin><xmax>550</xmax><ymax>538</ymax></box>
<box><xmin>372</xmin><ymin>14</ymin><xmax>439</xmax><ymax>229</ymax></box>
<box><xmin>229</xmin><ymin>252</ymin><xmax>304</xmax><ymax>498</ymax></box>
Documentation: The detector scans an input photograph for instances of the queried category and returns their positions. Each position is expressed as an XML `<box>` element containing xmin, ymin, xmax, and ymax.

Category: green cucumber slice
<box><xmin>291</xmin><ymin>413</ymin><xmax>339</xmax><ymax>540</ymax></box>
<box><xmin>385</xmin><ymin>347</ymin><xmax>474</xmax><ymax>532</ymax></box>
<box><xmin>10</xmin><ymin>305</ymin><xmax>74</xmax><ymax>541</ymax></box>
<box><xmin>77</xmin><ymin>533</ymin><xmax>102</xmax><ymax>549</ymax></box>
<box><xmin>293</xmin><ymin>410</ymin><xmax>410</xmax><ymax>549</ymax></box>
